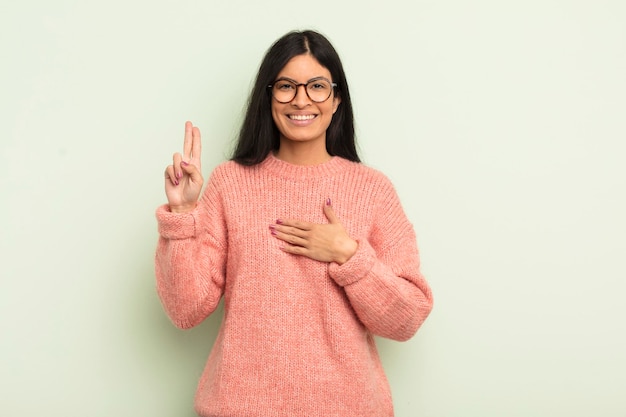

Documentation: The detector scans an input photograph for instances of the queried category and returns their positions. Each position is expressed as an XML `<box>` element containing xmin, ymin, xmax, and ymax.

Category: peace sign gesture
<box><xmin>164</xmin><ymin>121</ymin><xmax>204</xmax><ymax>213</ymax></box>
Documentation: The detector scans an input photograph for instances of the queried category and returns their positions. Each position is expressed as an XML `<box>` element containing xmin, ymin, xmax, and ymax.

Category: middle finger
<box><xmin>272</xmin><ymin>223</ymin><xmax>310</xmax><ymax>238</ymax></box>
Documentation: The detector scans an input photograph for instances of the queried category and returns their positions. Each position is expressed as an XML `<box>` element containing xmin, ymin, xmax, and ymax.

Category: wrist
<box><xmin>169</xmin><ymin>202</ymin><xmax>197</xmax><ymax>213</ymax></box>
<box><xmin>334</xmin><ymin>238</ymin><xmax>358</xmax><ymax>265</ymax></box>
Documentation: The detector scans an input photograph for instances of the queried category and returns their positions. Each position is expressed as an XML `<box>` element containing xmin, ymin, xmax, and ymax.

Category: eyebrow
<box><xmin>274</xmin><ymin>76</ymin><xmax>329</xmax><ymax>84</ymax></box>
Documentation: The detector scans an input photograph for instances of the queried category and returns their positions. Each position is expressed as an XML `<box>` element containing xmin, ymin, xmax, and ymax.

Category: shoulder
<box><xmin>208</xmin><ymin>160</ymin><xmax>256</xmax><ymax>185</ymax></box>
<box><xmin>212</xmin><ymin>159</ymin><xmax>246</xmax><ymax>175</ymax></box>
<box><xmin>338</xmin><ymin>158</ymin><xmax>397</xmax><ymax>194</ymax></box>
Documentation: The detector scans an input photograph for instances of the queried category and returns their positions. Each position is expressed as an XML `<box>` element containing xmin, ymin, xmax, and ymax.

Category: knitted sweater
<box><xmin>155</xmin><ymin>154</ymin><xmax>433</xmax><ymax>417</ymax></box>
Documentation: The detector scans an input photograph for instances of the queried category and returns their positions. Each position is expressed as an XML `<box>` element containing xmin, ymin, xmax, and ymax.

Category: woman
<box><xmin>156</xmin><ymin>30</ymin><xmax>433</xmax><ymax>417</ymax></box>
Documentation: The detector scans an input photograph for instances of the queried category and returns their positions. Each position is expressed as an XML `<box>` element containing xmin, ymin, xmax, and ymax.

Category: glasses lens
<box><xmin>306</xmin><ymin>79</ymin><xmax>332</xmax><ymax>102</ymax></box>
<box><xmin>272</xmin><ymin>80</ymin><xmax>297</xmax><ymax>103</ymax></box>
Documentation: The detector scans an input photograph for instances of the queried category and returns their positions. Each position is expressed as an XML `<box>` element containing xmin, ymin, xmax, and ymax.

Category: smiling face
<box><xmin>271</xmin><ymin>54</ymin><xmax>341</xmax><ymax>153</ymax></box>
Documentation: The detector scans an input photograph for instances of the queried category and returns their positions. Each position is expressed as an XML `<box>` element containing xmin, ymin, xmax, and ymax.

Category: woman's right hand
<box><xmin>164</xmin><ymin>121</ymin><xmax>204</xmax><ymax>213</ymax></box>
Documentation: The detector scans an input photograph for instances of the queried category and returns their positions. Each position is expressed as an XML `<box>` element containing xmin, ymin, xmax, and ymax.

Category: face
<box><xmin>271</xmin><ymin>54</ymin><xmax>341</xmax><ymax>149</ymax></box>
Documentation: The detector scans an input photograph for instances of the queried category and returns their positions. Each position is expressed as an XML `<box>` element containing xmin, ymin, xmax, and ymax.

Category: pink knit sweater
<box><xmin>155</xmin><ymin>154</ymin><xmax>433</xmax><ymax>417</ymax></box>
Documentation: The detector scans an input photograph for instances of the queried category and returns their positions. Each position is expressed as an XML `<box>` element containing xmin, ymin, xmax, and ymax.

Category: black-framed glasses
<box><xmin>268</xmin><ymin>77</ymin><xmax>337</xmax><ymax>103</ymax></box>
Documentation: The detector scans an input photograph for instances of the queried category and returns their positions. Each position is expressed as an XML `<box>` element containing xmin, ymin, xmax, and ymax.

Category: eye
<box><xmin>309</xmin><ymin>81</ymin><xmax>330</xmax><ymax>90</ymax></box>
<box><xmin>275</xmin><ymin>81</ymin><xmax>295</xmax><ymax>91</ymax></box>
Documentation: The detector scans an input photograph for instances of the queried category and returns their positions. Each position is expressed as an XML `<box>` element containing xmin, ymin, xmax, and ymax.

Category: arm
<box><xmin>154</xmin><ymin>212</ymin><xmax>226</xmax><ymax>330</ymax></box>
<box><xmin>156</xmin><ymin>121</ymin><xmax>227</xmax><ymax>329</ymax></box>
<box><xmin>328</xmin><ymin>183</ymin><xmax>433</xmax><ymax>342</ymax></box>
<box><xmin>155</xmin><ymin>179</ymin><xmax>227</xmax><ymax>329</ymax></box>
<box><xmin>329</xmin><ymin>234</ymin><xmax>432</xmax><ymax>341</ymax></box>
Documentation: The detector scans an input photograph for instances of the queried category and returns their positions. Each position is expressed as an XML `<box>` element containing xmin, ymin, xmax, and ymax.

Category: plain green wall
<box><xmin>1</xmin><ymin>1</ymin><xmax>625</xmax><ymax>416</ymax></box>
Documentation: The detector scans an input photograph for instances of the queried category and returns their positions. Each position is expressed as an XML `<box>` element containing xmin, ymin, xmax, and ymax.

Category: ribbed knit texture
<box><xmin>155</xmin><ymin>154</ymin><xmax>433</xmax><ymax>417</ymax></box>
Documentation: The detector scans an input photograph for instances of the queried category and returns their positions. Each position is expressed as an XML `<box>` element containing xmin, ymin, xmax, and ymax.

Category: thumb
<box><xmin>323</xmin><ymin>198</ymin><xmax>339</xmax><ymax>224</ymax></box>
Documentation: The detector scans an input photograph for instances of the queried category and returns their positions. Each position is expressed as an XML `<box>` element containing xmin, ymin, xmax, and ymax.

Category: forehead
<box><xmin>276</xmin><ymin>54</ymin><xmax>331</xmax><ymax>81</ymax></box>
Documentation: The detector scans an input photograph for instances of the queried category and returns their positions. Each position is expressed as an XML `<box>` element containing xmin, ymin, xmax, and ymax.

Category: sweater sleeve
<box><xmin>154</xmin><ymin>172</ymin><xmax>227</xmax><ymax>329</ymax></box>
<box><xmin>328</xmin><ymin>178</ymin><xmax>433</xmax><ymax>342</ymax></box>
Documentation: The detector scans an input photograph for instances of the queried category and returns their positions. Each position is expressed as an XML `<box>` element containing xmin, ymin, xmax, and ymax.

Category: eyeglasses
<box><xmin>268</xmin><ymin>77</ymin><xmax>337</xmax><ymax>103</ymax></box>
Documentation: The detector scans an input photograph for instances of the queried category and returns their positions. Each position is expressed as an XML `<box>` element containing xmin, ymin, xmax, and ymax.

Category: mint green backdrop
<box><xmin>1</xmin><ymin>1</ymin><xmax>625</xmax><ymax>416</ymax></box>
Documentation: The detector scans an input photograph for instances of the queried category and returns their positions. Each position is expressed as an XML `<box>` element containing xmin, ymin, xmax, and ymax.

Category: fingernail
<box><xmin>175</xmin><ymin>180</ymin><xmax>179</xmax><ymax>186</ymax></box>
<box><xmin>176</xmin><ymin>171</ymin><xmax>182</xmax><ymax>179</ymax></box>
<box><xmin>326</xmin><ymin>198</ymin><xmax>332</xmax><ymax>206</ymax></box>
<box><xmin>276</xmin><ymin>219</ymin><xmax>283</xmax><ymax>224</ymax></box>
<box><xmin>181</xmin><ymin>161</ymin><xmax>189</xmax><ymax>166</ymax></box>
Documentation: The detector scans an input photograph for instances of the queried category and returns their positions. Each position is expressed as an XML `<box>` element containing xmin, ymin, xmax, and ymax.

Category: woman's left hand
<box><xmin>270</xmin><ymin>199</ymin><xmax>358</xmax><ymax>265</ymax></box>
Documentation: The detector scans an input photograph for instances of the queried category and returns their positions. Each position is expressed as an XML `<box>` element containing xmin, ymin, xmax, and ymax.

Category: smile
<box><xmin>288</xmin><ymin>114</ymin><xmax>317</xmax><ymax>121</ymax></box>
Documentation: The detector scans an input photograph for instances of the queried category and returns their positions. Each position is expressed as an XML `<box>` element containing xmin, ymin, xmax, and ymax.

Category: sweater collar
<box><xmin>259</xmin><ymin>152</ymin><xmax>351</xmax><ymax>179</ymax></box>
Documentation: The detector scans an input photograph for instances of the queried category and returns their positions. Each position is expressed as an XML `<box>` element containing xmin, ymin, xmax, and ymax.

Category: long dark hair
<box><xmin>231</xmin><ymin>30</ymin><xmax>359</xmax><ymax>165</ymax></box>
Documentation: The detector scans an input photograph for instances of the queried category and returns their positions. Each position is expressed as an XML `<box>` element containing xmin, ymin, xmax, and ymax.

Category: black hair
<box><xmin>231</xmin><ymin>30</ymin><xmax>359</xmax><ymax>165</ymax></box>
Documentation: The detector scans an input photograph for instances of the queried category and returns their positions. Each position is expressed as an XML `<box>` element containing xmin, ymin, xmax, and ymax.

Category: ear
<box><xmin>332</xmin><ymin>95</ymin><xmax>342</xmax><ymax>114</ymax></box>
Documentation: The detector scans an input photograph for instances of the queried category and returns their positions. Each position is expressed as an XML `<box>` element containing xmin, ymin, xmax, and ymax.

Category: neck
<box><xmin>275</xmin><ymin>139</ymin><xmax>331</xmax><ymax>166</ymax></box>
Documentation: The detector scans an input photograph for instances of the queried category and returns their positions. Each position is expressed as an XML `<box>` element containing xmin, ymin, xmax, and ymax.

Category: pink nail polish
<box><xmin>175</xmin><ymin>180</ymin><xmax>179</xmax><ymax>186</ymax></box>
<box><xmin>326</xmin><ymin>198</ymin><xmax>332</xmax><ymax>206</ymax></box>
<box><xmin>181</xmin><ymin>161</ymin><xmax>189</xmax><ymax>166</ymax></box>
<box><xmin>276</xmin><ymin>219</ymin><xmax>283</xmax><ymax>224</ymax></box>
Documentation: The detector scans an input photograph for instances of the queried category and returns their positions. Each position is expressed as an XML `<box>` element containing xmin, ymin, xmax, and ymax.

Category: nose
<box><xmin>291</xmin><ymin>84</ymin><xmax>311</xmax><ymax>107</ymax></box>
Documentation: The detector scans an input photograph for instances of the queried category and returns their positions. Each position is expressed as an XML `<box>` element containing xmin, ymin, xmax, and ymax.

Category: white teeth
<box><xmin>289</xmin><ymin>114</ymin><xmax>316</xmax><ymax>121</ymax></box>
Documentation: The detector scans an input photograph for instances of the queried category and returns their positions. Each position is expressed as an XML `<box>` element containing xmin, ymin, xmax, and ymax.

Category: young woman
<box><xmin>156</xmin><ymin>30</ymin><xmax>433</xmax><ymax>417</ymax></box>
